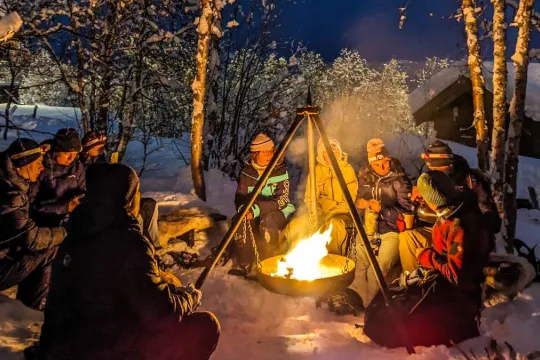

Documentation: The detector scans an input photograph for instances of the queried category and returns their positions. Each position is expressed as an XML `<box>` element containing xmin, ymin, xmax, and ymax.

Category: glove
<box><xmin>179</xmin><ymin>283</ymin><xmax>202</xmax><ymax>312</ymax></box>
<box><xmin>369</xmin><ymin>199</ymin><xmax>382</xmax><ymax>213</ymax></box>
<box><xmin>161</xmin><ymin>270</ymin><xmax>182</xmax><ymax>288</ymax></box>
<box><xmin>68</xmin><ymin>195</ymin><xmax>84</xmax><ymax>213</ymax></box>
<box><xmin>356</xmin><ymin>198</ymin><xmax>369</xmax><ymax>209</ymax></box>
<box><xmin>396</xmin><ymin>214</ymin><xmax>406</xmax><ymax>232</ymax></box>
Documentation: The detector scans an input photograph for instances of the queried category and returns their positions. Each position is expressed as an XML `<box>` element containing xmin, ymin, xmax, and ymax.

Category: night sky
<box><xmin>279</xmin><ymin>0</ymin><xmax>540</xmax><ymax>63</ymax></box>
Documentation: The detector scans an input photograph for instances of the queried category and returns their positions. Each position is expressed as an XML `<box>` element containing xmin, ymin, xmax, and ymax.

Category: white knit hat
<box><xmin>250</xmin><ymin>133</ymin><xmax>275</xmax><ymax>152</ymax></box>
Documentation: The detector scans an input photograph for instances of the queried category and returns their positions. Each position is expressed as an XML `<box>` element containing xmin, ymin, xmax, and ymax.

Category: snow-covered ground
<box><xmin>1</xmin><ymin>106</ymin><xmax>540</xmax><ymax>359</ymax></box>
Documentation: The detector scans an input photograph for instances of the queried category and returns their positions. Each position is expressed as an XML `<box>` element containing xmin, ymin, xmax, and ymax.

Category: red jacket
<box><xmin>417</xmin><ymin>192</ymin><xmax>493</xmax><ymax>290</ymax></box>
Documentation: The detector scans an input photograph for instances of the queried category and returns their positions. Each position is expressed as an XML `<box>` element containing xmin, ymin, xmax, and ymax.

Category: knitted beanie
<box><xmin>417</xmin><ymin>170</ymin><xmax>456</xmax><ymax>208</ymax></box>
<box><xmin>250</xmin><ymin>133</ymin><xmax>275</xmax><ymax>152</ymax></box>
<box><xmin>5</xmin><ymin>138</ymin><xmax>43</xmax><ymax>168</ymax></box>
<box><xmin>366</xmin><ymin>138</ymin><xmax>388</xmax><ymax>163</ymax></box>
<box><xmin>424</xmin><ymin>140</ymin><xmax>454</xmax><ymax>167</ymax></box>
<box><xmin>86</xmin><ymin>163</ymin><xmax>139</xmax><ymax>208</ymax></box>
<box><xmin>51</xmin><ymin>128</ymin><xmax>82</xmax><ymax>153</ymax></box>
<box><xmin>82</xmin><ymin>131</ymin><xmax>106</xmax><ymax>151</ymax></box>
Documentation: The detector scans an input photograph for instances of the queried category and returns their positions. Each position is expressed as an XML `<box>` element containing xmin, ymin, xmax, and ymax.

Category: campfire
<box><xmin>271</xmin><ymin>225</ymin><xmax>342</xmax><ymax>281</ymax></box>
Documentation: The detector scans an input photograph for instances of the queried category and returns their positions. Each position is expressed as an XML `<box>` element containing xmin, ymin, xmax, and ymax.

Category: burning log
<box><xmin>258</xmin><ymin>225</ymin><xmax>356</xmax><ymax>297</ymax></box>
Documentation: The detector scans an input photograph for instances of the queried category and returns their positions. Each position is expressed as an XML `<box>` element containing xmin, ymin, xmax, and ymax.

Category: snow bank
<box><xmin>409</xmin><ymin>61</ymin><xmax>540</xmax><ymax>121</ymax></box>
<box><xmin>2</xmin><ymin>106</ymin><xmax>540</xmax><ymax>359</ymax></box>
<box><xmin>0</xmin><ymin>104</ymin><xmax>190</xmax><ymax>193</ymax></box>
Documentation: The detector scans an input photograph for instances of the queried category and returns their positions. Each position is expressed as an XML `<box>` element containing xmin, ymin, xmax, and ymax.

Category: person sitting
<box><xmin>353</xmin><ymin>138</ymin><xmax>413</xmax><ymax>308</ymax></box>
<box><xmin>80</xmin><ymin>131</ymin><xmax>107</xmax><ymax>166</ymax></box>
<box><xmin>32</xmin><ymin>128</ymin><xmax>85</xmax><ymax>227</ymax></box>
<box><xmin>303</xmin><ymin>138</ymin><xmax>358</xmax><ymax>255</ymax></box>
<box><xmin>364</xmin><ymin>171</ymin><xmax>493</xmax><ymax>347</ymax></box>
<box><xmin>229</xmin><ymin>133</ymin><xmax>295</xmax><ymax>277</ymax></box>
<box><xmin>0</xmin><ymin>139</ymin><xmax>66</xmax><ymax>310</ymax></box>
<box><xmin>78</xmin><ymin>130</ymin><xmax>160</xmax><ymax>248</ymax></box>
<box><xmin>399</xmin><ymin>140</ymin><xmax>500</xmax><ymax>273</ymax></box>
<box><xmin>35</xmin><ymin>163</ymin><xmax>220</xmax><ymax>360</ymax></box>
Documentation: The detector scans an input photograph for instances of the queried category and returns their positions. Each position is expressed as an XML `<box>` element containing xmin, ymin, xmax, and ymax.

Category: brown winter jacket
<box><xmin>38</xmin><ymin>203</ymin><xmax>199</xmax><ymax>360</ymax></box>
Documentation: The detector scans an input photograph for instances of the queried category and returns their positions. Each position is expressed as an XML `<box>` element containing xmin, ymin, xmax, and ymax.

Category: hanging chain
<box><xmin>343</xmin><ymin>225</ymin><xmax>357</xmax><ymax>273</ymax></box>
<box><xmin>244</xmin><ymin>216</ymin><xmax>262</xmax><ymax>271</ymax></box>
<box><xmin>308</xmin><ymin>208</ymin><xmax>317</xmax><ymax>235</ymax></box>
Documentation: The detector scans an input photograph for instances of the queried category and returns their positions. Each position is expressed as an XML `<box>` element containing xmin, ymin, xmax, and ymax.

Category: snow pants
<box><xmin>146</xmin><ymin>311</ymin><xmax>221</xmax><ymax>360</ymax></box>
<box><xmin>0</xmin><ymin>247</ymin><xmax>58</xmax><ymax>310</ymax></box>
<box><xmin>234</xmin><ymin>210</ymin><xmax>287</xmax><ymax>266</ymax></box>
<box><xmin>398</xmin><ymin>226</ymin><xmax>433</xmax><ymax>273</ymax></box>
<box><xmin>140</xmin><ymin>197</ymin><xmax>160</xmax><ymax>248</ymax></box>
<box><xmin>364</xmin><ymin>280</ymin><xmax>481</xmax><ymax>348</ymax></box>
<box><xmin>350</xmin><ymin>232</ymin><xmax>400</xmax><ymax>308</ymax></box>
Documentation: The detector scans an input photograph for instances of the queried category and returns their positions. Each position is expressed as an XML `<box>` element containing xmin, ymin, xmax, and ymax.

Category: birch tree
<box><xmin>463</xmin><ymin>0</ymin><xmax>490</xmax><ymax>173</ymax></box>
<box><xmin>489</xmin><ymin>0</ymin><xmax>508</xmax><ymax>235</ymax></box>
<box><xmin>191</xmin><ymin>0</ymin><xmax>214</xmax><ymax>201</ymax></box>
<box><xmin>503</xmin><ymin>0</ymin><xmax>536</xmax><ymax>252</ymax></box>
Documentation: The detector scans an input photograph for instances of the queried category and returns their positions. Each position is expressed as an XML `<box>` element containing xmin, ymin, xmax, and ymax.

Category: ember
<box><xmin>271</xmin><ymin>225</ymin><xmax>335</xmax><ymax>281</ymax></box>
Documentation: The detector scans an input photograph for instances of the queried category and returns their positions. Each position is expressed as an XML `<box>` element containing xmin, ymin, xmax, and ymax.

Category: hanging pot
<box><xmin>256</xmin><ymin>254</ymin><xmax>355</xmax><ymax>297</ymax></box>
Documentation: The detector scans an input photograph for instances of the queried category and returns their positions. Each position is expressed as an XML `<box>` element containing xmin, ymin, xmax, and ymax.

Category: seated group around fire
<box><xmin>229</xmin><ymin>133</ymin><xmax>499</xmax><ymax>348</ymax></box>
<box><xmin>0</xmin><ymin>126</ymin><xmax>500</xmax><ymax>354</ymax></box>
<box><xmin>0</xmin><ymin>131</ymin><xmax>218</xmax><ymax>360</ymax></box>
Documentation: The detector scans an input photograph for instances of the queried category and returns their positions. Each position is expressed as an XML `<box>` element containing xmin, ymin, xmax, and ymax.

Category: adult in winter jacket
<box><xmin>36</xmin><ymin>163</ymin><xmax>220</xmax><ymax>360</ymax></box>
<box><xmin>364</xmin><ymin>171</ymin><xmax>492</xmax><ymax>347</ymax></box>
<box><xmin>229</xmin><ymin>133</ymin><xmax>295</xmax><ymax>276</ymax></box>
<box><xmin>303</xmin><ymin>138</ymin><xmax>358</xmax><ymax>255</ymax></box>
<box><xmin>399</xmin><ymin>140</ymin><xmax>500</xmax><ymax>273</ymax></box>
<box><xmin>353</xmin><ymin>138</ymin><xmax>413</xmax><ymax>308</ymax></box>
<box><xmin>32</xmin><ymin>128</ymin><xmax>86</xmax><ymax>227</ymax></box>
<box><xmin>80</xmin><ymin>131</ymin><xmax>107</xmax><ymax>167</ymax></box>
<box><xmin>78</xmin><ymin>130</ymin><xmax>161</xmax><ymax>247</ymax></box>
<box><xmin>0</xmin><ymin>139</ymin><xmax>66</xmax><ymax>310</ymax></box>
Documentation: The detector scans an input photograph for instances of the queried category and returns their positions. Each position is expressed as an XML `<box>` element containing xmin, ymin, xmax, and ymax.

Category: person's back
<box><xmin>38</xmin><ymin>164</ymin><xmax>219</xmax><ymax>360</ymax></box>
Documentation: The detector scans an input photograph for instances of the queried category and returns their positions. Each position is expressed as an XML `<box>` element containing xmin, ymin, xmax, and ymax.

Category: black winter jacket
<box><xmin>80</xmin><ymin>152</ymin><xmax>108</xmax><ymax>168</ymax></box>
<box><xmin>39</xmin><ymin>203</ymin><xmax>200</xmax><ymax>360</ymax></box>
<box><xmin>32</xmin><ymin>153</ymin><xmax>86</xmax><ymax>226</ymax></box>
<box><xmin>450</xmin><ymin>156</ymin><xmax>501</xmax><ymax>234</ymax></box>
<box><xmin>0</xmin><ymin>153</ymin><xmax>66</xmax><ymax>260</ymax></box>
<box><xmin>235</xmin><ymin>161</ymin><xmax>295</xmax><ymax>219</ymax></box>
<box><xmin>356</xmin><ymin>159</ymin><xmax>413</xmax><ymax>234</ymax></box>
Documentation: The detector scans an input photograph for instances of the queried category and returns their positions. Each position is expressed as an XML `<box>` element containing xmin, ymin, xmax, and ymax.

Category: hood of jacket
<box><xmin>67</xmin><ymin>201</ymin><xmax>141</xmax><ymax>241</ymax></box>
<box><xmin>316</xmin><ymin>138</ymin><xmax>349</xmax><ymax>168</ymax></box>
<box><xmin>0</xmin><ymin>152</ymin><xmax>29</xmax><ymax>195</ymax></box>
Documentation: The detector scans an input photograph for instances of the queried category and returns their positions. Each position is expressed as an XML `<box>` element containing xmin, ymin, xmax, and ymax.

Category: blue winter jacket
<box><xmin>356</xmin><ymin>159</ymin><xmax>413</xmax><ymax>234</ymax></box>
<box><xmin>31</xmin><ymin>153</ymin><xmax>86</xmax><ymax>226</ymax></box>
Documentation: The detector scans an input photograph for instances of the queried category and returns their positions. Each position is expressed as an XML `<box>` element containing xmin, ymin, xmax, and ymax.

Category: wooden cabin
<box><xmin>409</xmin><ymin>62</ymin><xmax>540</xmax><ymax>158</ymax></box>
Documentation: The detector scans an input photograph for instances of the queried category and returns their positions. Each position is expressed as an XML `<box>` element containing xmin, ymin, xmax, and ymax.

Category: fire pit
<box><xmin>256</xmin><ymin>225</ymin><xmax>356</xmax><ymax>297</ymax></box>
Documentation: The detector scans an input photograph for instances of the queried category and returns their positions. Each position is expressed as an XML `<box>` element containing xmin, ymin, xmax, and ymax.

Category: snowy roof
<box><xmin>409</xmin><ymin>61</ymin><xmax>540</xmax><ymax>121</ymax></box>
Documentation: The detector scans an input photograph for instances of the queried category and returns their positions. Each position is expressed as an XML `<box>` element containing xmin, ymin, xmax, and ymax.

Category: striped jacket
<box><xmin>234</xmin><ymin>161</ymin><xmax>295</xmax><ymax>219</ymax></box>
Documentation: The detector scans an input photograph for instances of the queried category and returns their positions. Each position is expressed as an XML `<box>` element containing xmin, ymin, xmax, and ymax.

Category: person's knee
<box><xmin>261</xmin><ymin>211</ymin><xmax>286</xmax><ymax>229</ymax></box>
<box><xmin>182</xmin><ymin>312</ymin><xmax>221</xmax><ymax>346</ymax></box>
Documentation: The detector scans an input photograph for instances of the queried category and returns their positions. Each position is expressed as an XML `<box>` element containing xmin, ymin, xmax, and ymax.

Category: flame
<box><xmin>272</xmin><ymin>225</ymin><xmax>333</xmax><ymax>281</ymax></box>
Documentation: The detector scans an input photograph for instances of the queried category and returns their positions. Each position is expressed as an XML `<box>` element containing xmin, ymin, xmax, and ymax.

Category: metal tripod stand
<box><xmin>195</xmin><ymin>95</ymin><xmax>416</xmax><ymax>354</ymax></box>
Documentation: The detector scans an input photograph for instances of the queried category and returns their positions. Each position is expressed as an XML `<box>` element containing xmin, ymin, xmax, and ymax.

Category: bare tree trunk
<box><xmin>503</xmin><ymin>0</ymin><xmax>535</xmax><ymax>253</ymax></box>
<box><xmin>463</xmin><ymin>0</ymin><xmax>489</xmax><ymax>172</ymax></box>
<box><xmin>489</xmin><ymin>0</ymin><xmax>507</xmax><ymax>236</ymax></box>
<box><xmin>203</xmin><ymin>0</ymin><xmax>222</xmax><ymax>171</ymax></box>
<box><xmin>190</xmin><ymin>0</ymin><xmax>213</xmax><ymax>201</ymax></box>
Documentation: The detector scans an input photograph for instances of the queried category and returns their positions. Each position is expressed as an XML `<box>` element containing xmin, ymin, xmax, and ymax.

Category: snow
<box><xmin>409</xmin><ymin>61</ymin><xmax>540</xmax><ymax>121</ymax></box>
<box><xmin>2</xmin><ymin>112</ymin><xmax>540</xmax><ymax>359</ymax></box>
<box><xmin>0</xmin><ymin>104</ymin><xmax>190</xmax><ymax>193</ymax></box>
